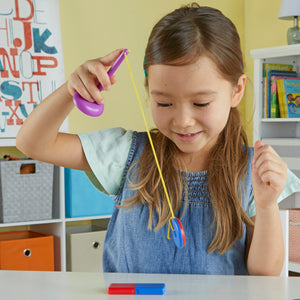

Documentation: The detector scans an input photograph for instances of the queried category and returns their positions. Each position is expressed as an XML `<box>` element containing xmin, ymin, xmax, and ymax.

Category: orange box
<box><xmin>289</xmin><ymin>210</ymin><xmax>300</xmax><ymax>263</ymax></box>
<box><xmin>0</xmin><ymin>230</ymin><xmax>54</xmax><ymax>271</ymax></box>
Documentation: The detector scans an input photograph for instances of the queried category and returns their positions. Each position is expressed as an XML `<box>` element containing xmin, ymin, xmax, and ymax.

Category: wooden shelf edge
<box><xmin>65</xmin><ymin>215</ymin><xmax>112</xmax><ymax>222</ymax></box>
<box><xmin>0</xmin><ymin>219</ymin><xmax>63</xmax><ymax>228</ymax></box>
<box><xmin>262</xmin><ymin>118</ymin><xmax>300</xmax><ymax>123</ymax></box>
<box><xmin>251</xmin><ymin>44</ymin><xmax>300</xmax><ymax>59</ymax></box>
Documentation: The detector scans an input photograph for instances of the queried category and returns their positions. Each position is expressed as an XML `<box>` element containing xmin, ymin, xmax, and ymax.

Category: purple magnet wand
<box><xmin>73</xmin><ymin>49</ymin><xmax>129</xmax><ymax>117</ymax></box>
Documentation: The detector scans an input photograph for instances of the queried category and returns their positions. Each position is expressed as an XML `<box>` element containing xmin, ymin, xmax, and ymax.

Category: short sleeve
<box><xmin>247</xmin><ymin>169</ymin><xmax>300</xmax><ymax>218</ymax></box>
<box><xmin>78</xmin><ymin>127</ymin><xmax>134</xmax><ymax>195</ymax></box>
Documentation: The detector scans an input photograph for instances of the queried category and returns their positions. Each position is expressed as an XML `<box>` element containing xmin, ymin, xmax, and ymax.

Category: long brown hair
<box><xmin>124</xmin><ymin>3</ymin><xmax>253</xmax><ymax>254</ymax></box>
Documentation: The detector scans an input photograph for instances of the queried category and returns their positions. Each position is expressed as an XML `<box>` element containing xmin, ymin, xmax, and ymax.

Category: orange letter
<box><xmin>13</xmin><ymin>0</ymin><xmax>34</xmax><ymax>21</ymax></box>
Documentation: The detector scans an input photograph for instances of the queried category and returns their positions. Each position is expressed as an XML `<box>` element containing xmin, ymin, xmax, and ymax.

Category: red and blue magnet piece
<box><xmin>108</xmin><ymin>283</ymin><xmax>166</xmax><ymax>295</ymax></box>
<box><xmin>171</xmin><ymin>217</ymin><xmax>186</xmax><ymax>248</ymax></box>
<box><xmin>73</xmin><ymin>49</ymin><xmax>129</xmax><ymax>117</ymax></box>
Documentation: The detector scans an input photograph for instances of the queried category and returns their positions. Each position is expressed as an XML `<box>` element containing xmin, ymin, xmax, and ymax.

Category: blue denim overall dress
<box><xmin>102</xmin><ymin>132</ymin><xmax>252</xmax><ymax>274</ymax></box>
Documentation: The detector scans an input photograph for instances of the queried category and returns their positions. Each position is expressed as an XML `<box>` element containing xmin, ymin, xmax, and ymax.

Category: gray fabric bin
<box><xmin>0</xmin><ymin>160</ymin><xmax>54</xmax><ymax>223</ymax></box>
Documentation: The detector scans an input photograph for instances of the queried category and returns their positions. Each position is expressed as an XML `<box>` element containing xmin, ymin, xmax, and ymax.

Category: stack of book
<box><xmin>263</xmin><ymin>63</ymin><xmax>300</xmax><ymax>118</ymax></box>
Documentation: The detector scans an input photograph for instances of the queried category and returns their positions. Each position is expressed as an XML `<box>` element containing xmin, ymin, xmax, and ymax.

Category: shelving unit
<box><xmin>0</xmin><ymin>120</ymin><xmax>111</xmax><ymax>272</ymax></box>
<box><xmin>251</xmin><ymin>44</ymin><xmax>300</xmax><ymax>277</ymax></box>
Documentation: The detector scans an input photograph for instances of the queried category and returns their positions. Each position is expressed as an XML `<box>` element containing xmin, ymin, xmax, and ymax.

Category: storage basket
<box><xmin>0</xmin><ymin>160</ymin><xmax>54</xmax><ymax>223</ymax></box>
<box><xmin>289</xmin><ymin>209</ymin><xmax>300</xmax><ymax>263</ymax></box>
<box><xmin>67</xmin><ymin>229</ymin><xmax>106</xmax><ymax>272</ymax></box>
<box><xmin>65</xmin><ymin>168</ymin><xmax>114</xmax><ymax>218</ymax></box>
<box><xmin>0</xmin><ymin>230</ymin><xmax>54</xmax><ymax>271</ymax></box>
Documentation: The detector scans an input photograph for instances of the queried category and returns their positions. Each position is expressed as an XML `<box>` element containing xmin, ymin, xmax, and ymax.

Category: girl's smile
<box><xmin>173</xmin><ymin>130</ymin><xmax>202</xmax><ymax>142</ymax></box>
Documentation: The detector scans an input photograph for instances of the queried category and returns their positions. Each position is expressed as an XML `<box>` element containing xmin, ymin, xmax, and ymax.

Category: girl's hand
<box><xmin>67</xmin><ymin>49</ymin><xmax>123</xmax><ymax>104</ymax></box>
<box><xmin>251</xmin><ymin>140</ymin><xmax>287</xmax><ymax>210</ymax></box>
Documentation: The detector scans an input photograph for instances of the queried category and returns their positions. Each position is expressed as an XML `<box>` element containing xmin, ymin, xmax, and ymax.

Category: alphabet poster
<box><xmin>0</xmin><ymin>0</ymin><xmax>65</xmax><ymax>138</ymax></box>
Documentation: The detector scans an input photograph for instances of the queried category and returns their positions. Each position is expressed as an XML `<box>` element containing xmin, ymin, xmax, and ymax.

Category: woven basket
<box><xmin>0</xmin><ymin>160</ymin><xmax>54</xmax><ymax>223</ymax></box>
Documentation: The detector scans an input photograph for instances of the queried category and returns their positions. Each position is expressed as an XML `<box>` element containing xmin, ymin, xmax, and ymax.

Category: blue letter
<box><xmin>0</xmin><ymin>80</ymin><xmax>22</xmax><ymax>100</ymax></box>
<box><xmin>33</xmin><ymin>28</ymin><xmax>57</xmax><ymax>54</ymax></box>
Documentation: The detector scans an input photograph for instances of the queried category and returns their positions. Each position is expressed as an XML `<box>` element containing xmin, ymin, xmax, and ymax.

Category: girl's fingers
<box><xmin>78</xmin><ymin>73</ymin><xmax>104</xmax><ymax>104</ymax></box>
<box><xmin>68</xmin><ymin>74</ymin><xmax>93</xmax><ymax>102</ymax></box>
<box><xmin>252</xmin><ymin>141</ymin><xmax>287</xmax><ymax>187</ymax></box>
<box><xmin>258</xmin><ymin>170</ymin><xmax>286</xmax><ymax>189</ymax></box>
<box><xmin>253</xmin><ymin>142</ymin><xmax>281</xmax><ymax>168</ymax></box>
<box><xmin>68</xmin><ymin>49</ymin><xmax>123</xmax><ymax>103</ymax></box>
<box><xmin>110</xmin><ymin>75</ymin><xmax>117</xmax><ymax>85</ymax></box>
<box><xmin>254</xmin><ymin>151</ymin><xmax>281</xmax><ymax>171</ymax></box>
<box><xmin>100</xmin><ymin>48</ymin><xmax>124</xmax><ymax>66</ymax></box>
<box><xmin>254</xmin><ymin>152</ymin><xmax>286</xmax><ymax>179</ymax></box>
<box><xmin>89</xmin><ymin>49</ymin><xmax>123</xmax><ymax>91</ymax></box>
<box><xmin>255</xmin><ymin>160</ymin><xmax>287</xmax><ymax>184</ymax></box>
<box><xmin>88</xmin><ymin>60</ymin><xmax>111</xmax><ymax>92</ymax></box>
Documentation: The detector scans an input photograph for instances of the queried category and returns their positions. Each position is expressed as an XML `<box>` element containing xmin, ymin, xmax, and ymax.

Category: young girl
<box><xmin>16</xmin><ymin>4</ymin><xmax>300</xmax><ymax>275</ymax></box>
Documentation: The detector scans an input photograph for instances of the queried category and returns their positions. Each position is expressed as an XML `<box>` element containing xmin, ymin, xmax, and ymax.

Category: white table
<box><xmin>0</xmin><ymin>271</ymin><xmax>300</xmax><ymax>300</ymax></box>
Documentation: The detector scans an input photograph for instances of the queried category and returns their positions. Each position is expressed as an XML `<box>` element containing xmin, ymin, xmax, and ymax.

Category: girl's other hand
<box><xmin>67</xmin><ymin>49</ymin><xmax>123</xmax><ymax>104</ymax></box>
<box><xmin>251</xmin><ymin>140</ymin><xmax>287</xmax><ymax>210</ymax></box>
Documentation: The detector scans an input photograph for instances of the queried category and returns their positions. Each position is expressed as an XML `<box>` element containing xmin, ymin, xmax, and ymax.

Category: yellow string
<box><xmin>124</xmin><ymin>52</ymin><xmax>175</xmax><ymax>240</ymax></box>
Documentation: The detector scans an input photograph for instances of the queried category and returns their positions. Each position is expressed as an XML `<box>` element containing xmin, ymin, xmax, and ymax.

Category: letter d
<box><xmin>13</xmin><ymin>0</ymin><xmax>34</xmax><ymax>21</ymax></box>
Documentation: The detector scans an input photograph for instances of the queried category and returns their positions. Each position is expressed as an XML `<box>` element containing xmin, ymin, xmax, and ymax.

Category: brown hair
<box><xmin>124</xmin><ymin>3</ymin><xmax>253</xmax><ymax>254</ymax></box>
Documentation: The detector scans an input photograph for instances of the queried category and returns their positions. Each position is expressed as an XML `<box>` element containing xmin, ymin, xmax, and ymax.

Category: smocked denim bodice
<box><xmin>102</xmin><ymin>132</ymin><xmax>252</xmax><ymax>274</ymax></box>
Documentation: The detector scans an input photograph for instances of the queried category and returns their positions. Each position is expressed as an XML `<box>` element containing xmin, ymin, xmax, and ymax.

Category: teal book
<box><xmin>277</xmin><ymin>78</ymin><xmax>300</xmax><ymax>118</ymax></box>
<box><xmin>267</xmin><ymin>70</ymin><xmax>297</xmax><ymax>118</ymax></box>
<box><xmin>270</xmin><ymin>76</ymin><xmax>299</xmax><ymax>118</ymax></box>
<box><xmin>263</xmin><ymin>63</ymin><xmax>294</xmax><ymax>118</ymax></box>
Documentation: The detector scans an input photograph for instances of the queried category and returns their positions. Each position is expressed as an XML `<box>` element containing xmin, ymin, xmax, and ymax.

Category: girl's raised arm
<box><xmin>246</xmin><ymin>141</ymin><xmax>287</xmax><ymax>276</ymax></box>
<box><xmin>16</xmin><ymin>49</ymin><xmax>123</xmax><ymax>171</ymax></box>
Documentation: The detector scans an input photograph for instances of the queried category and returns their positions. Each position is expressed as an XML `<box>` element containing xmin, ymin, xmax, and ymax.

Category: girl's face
<box><xmin>148</xmin><ymin>55</ymin><xmax>246</xmax><ymax>169</ymax></box>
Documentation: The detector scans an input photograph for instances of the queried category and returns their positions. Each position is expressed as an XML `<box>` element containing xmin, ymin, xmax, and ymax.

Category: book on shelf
<box><xmin>267</xmin><ymin>70</ymin><xmax>297</xmax><ymax>118</ymax></box>
<box><xmin>277</xmin><ymin>78</ymin><xmax>300</xmax><ymax>118</ymax></box>
<box><xmin>270</xmin><ymin>76</ymin><xmax>299</xmax><ymax>118</ymax></box>
<box><xmin>263</xmin><ymin>63</ymin><xmax>294</xmax><ymax>118</ymax></box>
